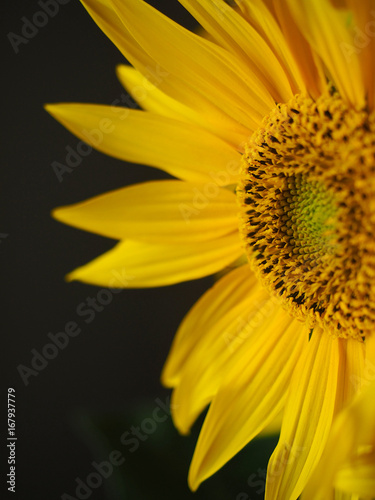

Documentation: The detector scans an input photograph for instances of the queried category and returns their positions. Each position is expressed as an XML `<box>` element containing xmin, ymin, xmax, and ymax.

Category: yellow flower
<box><xmin>46</xmin><ymin>1</ymin><xmax>375</xmax><ymax>498</ymax></box>
<box><xmin>302</xmin><ymin>335</ymin><xmax>375</xmax><ymax>500</ymax></box>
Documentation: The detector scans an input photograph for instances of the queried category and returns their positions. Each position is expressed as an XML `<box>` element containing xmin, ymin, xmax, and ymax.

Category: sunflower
<box><xmin>46</xmin><ymin>0</ymin><xmax>375</xmax><ymax>498</ymax></box>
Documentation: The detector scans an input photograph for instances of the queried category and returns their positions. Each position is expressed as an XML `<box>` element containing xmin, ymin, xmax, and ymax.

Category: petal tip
<box><xmin>187</xmin><ymin>469</ymin><xmax>200</xmax><ymax>492</ymax></box>
<box><xmin>51</xmin><ymin>206</ymin><xmax>76</xmax><ymax>227</ymax></box>
<box><xmin>51</xmin><ymin>207</ymin><xmax>64</xmax><ymax>221</ymax></box>
<box><xmin>160</xmin><ymin>360</ymin><xmax>180</xmax><ymax>388</ymax></box>
<box><xmin>160</xmin><ymin>370</ymin><xmax>174</xmax><ymax>389</ymax></box>
<box><xmin>115</xmin><ymin>63</ymin><xmax>129</xmax><ymax>75</ymax></box>
<box><xmin>44</xmin><ymin>103</ymin><xmax>61</xmax><ymax>116</ymax></box>
<box><xmin>65</xmin><ymin>271</ymin><xmax>76</xmax><ymax>283</ymax></box>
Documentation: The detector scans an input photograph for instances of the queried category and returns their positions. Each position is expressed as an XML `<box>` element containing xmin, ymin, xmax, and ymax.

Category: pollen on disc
<box><xmin>237</xmin><ymin>90</ymin><xmax>375</xmax><ymax>340</ymax></box>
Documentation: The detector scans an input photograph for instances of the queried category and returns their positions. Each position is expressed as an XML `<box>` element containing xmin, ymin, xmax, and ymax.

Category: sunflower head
<box><xmin>238</xmin><ymin>90</ymin><xmax>375</xmax><ymax>340</ymax></box>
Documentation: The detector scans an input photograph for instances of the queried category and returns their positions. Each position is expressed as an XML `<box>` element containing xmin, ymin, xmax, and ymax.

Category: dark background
<box><xmin>3</xmin><ymin>1</ymin><xmax>276</xmax><ymax>499</ymax></box>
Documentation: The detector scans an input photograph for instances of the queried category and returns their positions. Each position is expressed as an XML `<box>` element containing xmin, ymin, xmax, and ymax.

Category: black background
<box><xmin>3</xmin><ymin>1</ymin><xmax>274</xmax><ymax>499</ymax></box>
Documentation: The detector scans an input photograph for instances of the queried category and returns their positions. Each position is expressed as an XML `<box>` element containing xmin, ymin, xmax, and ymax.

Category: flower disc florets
<box><xmin>237</xmin><ymin>91</ymin><xmax>375</xmax><ymax>339</ymax></box>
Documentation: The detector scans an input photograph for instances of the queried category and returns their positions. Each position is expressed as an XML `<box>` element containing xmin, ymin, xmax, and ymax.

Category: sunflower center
<box><xmin>237</xmin><ymin>91</ymin><xmax>375</xmax><ymax>339</ymax></box>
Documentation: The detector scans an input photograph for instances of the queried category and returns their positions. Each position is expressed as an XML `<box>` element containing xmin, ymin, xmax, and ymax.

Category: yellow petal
<box><xmin>272</xmin><ymin>0</ymin><xmax>326</xmax><ymax>99</ymax></box>
<box><xmin>303</xmin><ymin>348</ymin><xmax>375</xmax><ymax>500</ymax></box>
<box><xmin>178</xmin><ymin>0</ymin><xmax>293</xmax><ymax>103</ymax></box>
<box><xmin>80</xmin><ymin>0</ymin><xmax>186</xmax><ymax>106</ymax></box>
<box><xmin>53</xmin><ymin>180</ymin><xmax>239</xmax><ymax>244</ymax></box>
<box><xmin>346</xmin><ymin>0</ymin><xmax>375</xmax><ymax>109</ymax></box>
<box><xmin>67</xmin><ymin>235</ymin><xmax>243</xmax><ymax>288</ymax></box>
<box><xmin>108</xmin><ymin>0</ymin><xmax>273</xmax><ymax>129</ymax></box>
<box><xmin>366</xmin><ymin>332</ymin><xmax>375</xmax><ymax>366</ymax></box>
<box><xmin>45</xmin><ymin>104</ymin><xmax>242</xmax><ymax>184</ymax></box>
<box><xmin>81</xmin><ymin>0</ymin><xmax>258</xmax><ymax>136</ymax></box>
<box><xmin>234</xmin><ymin>0</ymin><xmax>307</xmax><ymax>95</ymax></box>
<box><xmin>334</xmin><ymin>337</ymin><xmax>365</xmax><ymax>409</ymax></box>
<box><xmin>115</xmin><ymin>65</ymin><xmax>250</xmax><ymax>148</ymax></box>
<box><xmin>171</xmin><ymin>284</ymin><xmax>274</xmax><ymax>434</ymax></box>
<box><xmin>338</xmin><ymin>493</ymin><xmax>360</xmax><ymax>500</ymax></box>
<box><xmin>334</xmin><ymin>493</ymin><xmax>359</xmax><ymax>500</ymax></box>
<box><xmin>188</xmin><ymin>315</ymin><xmax>308</xmax><ymax>491</ymax></box>
<box><xmin>266</xmin><ymin>331</ymin><xmax>341</xmax><ymax>500</ymax></box>
<box><xmin>115</xmin><ymin>64</ymin><xmax>198</xmax><ymax>121</ymax></box>
<box><xmin>162</xmin><ymin>264</ymin><xmax>258</xmax><ymax>387</ymax></box>
<box><xmin>335</xmin><ymin>453</ymin><xmax>375</xmax><ymax>497</ymax></box>
<box><xmin>80</xmin><ymin>0</ymin><xmax>194</xmax><ymax>107</ymax></box>
<box><xmin>286</xmin><ymin>0</ymin><xmax>365</xmax><ymax>107</ymax></box>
